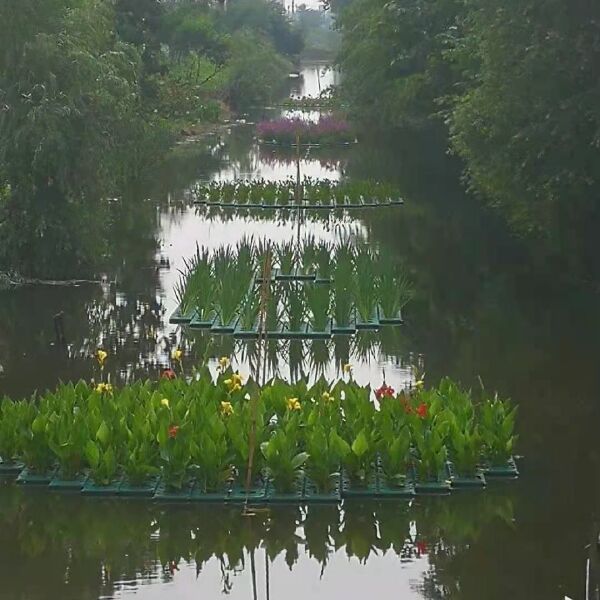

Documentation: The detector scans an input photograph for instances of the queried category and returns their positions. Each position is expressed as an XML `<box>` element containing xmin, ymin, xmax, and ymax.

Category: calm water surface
<box><xmin>1</xmin><ymin>63</ymin><xmax>600</xmax><ymax>599</ymax></box>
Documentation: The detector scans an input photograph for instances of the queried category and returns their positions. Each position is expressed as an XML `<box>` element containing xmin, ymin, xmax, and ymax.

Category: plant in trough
<box><xmin>226</xmin><ymin>395</ymin><xmax>267</xmax><ymax>485</ymax></box>
<box><xmin>304</xmin><ymin>424</ymin><xmax>346</xmax><ymax>493</ymax></box>
<box><xmin>411</xmin><ymin>410</ymin><xmax>450</xmax><ymax>482</ymax></box>
<box><xmin>47</xmin><ymin>404</ymin><xmax>89</xmax><ymax>479</ymax></box>
<box><xmin>122</xmin><ymin>403</ymin><xmax>160</xmax><ymax>486</ymax></box>
<box><xmin>377</xmin><ymin>262</ymin><xmax>412</xmax><ymax>320</ymax></box>
<box><xmin>261</xmin><ymin>418</ymin><xmax>308</xmax><ymax>493</ymax></box>
<box><xmin>0</xmin><ymin>398</ymin><xmax>25</xmax><ymax>465</ymax></box>
<box><xmin>479</xmin><ymin>395</ymin><xmax>518</xmax><ymax>466</ymax></box>
<box><xmin>376</xmin><ymin>395</ymin><xmax>412</xmax><ymax>487</ymax></box>
<box><xmin>175</xmin><ymin>246</ymin><xmax>214</xmax><ymax>319</ymax></box>
<box><xmin>189</xmin><ymin>402</ymin><xmax>232</xmax><ymax>492</ymax></box>
<box><xmin>354</xmin><ymin>247</ymin><xmax>378</xmax><ymax>323</ymax></box>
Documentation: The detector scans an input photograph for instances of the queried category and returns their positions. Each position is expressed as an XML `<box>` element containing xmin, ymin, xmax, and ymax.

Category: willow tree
<box><xmin>0</xmin><ymin>0</ymin><xmax>155</xmax><ymax>277</ymax></box>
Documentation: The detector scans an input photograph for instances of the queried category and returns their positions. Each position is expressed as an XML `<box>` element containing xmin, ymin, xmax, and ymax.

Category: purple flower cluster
<box><xmin>256</xmin><ymin>116</ymin><xmax>354</xmax><ymax>145</ymax></box>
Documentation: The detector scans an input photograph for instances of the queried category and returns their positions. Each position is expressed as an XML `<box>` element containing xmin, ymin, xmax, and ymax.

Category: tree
<box><xmin>337</xmin><ymin>0</ymin><xmax>462</xmax><ymax>129</ymax></box>
<box><xmin>448</xmin><ymin>0</ymin><xmax>600</xmax><ymax>244</ymax></box>
<box><xmin>0</xmin><ymin>0</ymin><xmax>155</xmax><ymax>277</ymax></box>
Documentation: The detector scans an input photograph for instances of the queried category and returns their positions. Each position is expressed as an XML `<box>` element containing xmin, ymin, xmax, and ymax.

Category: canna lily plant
<box><xmin>376</xmin><ymin>395</ymin><xmax>412</xmax><ymax>487</ymax></box>
<box><xmin>305</xmin><ymin>425</ymin><xmax>346</xmax><ymax>493</ymax></box>
<box><xmin>18</xmin><ymin>401</ymin><xmax>55</xmax><ymax>474</ymax></box>
<box><xmin>479</xmin><ymin>395</ymin><xmax>518</xmax><ymax>466</ymax></box>
<box><xmin>122</xmin><ymin>402</ymin><xmax>160</xmax><ymax>486</ymax></box>
<box><xmin>0</xmin><ymin>398</ymin><xmax>25</xmax><ymax>465</ymax></box>
<box><xmin>261</xmin><ymin>418</ymin><xmax>308</xmax><ymax>493</ymax></box>
<box><xmin>188</xmin><ymin>402</ymin><xmax>232</xmax><ymax>492</ymax></box>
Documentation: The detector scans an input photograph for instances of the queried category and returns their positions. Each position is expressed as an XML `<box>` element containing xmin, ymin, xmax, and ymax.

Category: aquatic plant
<box><xmin>256</xmin><ymin>116</ymin><xmax>355</xmax><ymax>145</ymax></box>
<box><xmin>0</xmin><ymin>375</ymin><xmax>518</xmax><ymax>494</ymax></box>
<box><xmin>376</xmin><ymin>393</ymin><xmax>412</xmax><ymax>486</ymax></box>
<box><xmin>0</xmin><ymin>399</ymin><xmax>25</xmax><ymax>464</ymax></box>
<box><xmin>193</xmin><ymin>177</ymin><xmax>402</xmax><ymax>207</ymax></box>
<box><xmin>261</xmin><ymin>419</ymin><xmax>308</xmax><ymax>493</ymax></box>
<box><xmin>479</xmin><ymin>394</ymin><xmax>518</xmax><ymax>466</ymax></box>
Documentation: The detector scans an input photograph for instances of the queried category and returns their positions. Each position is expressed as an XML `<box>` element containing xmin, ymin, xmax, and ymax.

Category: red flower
<box><xmin>168</xmin><ymin>425</ymin><xmax>180</xmax><ymax>439</ymax></box>
<box><xmin>162</xmin><ymin>368</ymin><xmax>176</xmax><ymax>380</ymax></box>
<box><xmin>416</xmin><ymin>541</ymin><xmax>428</xmax><ymax>555</ymax></box>
<box><xmin>401</xmin><ymin>396</ymin><xmax>413</xmax><ymax>414</ymax></box>
<box><xmin>375</xmin><ymin>384</ymin><xmax>395</xmax><ymax>400</ymax></box>
<box><xmin>416</xmin><ymin>403</ymin><xmax>428</xmax><ymax>419</ymax></box>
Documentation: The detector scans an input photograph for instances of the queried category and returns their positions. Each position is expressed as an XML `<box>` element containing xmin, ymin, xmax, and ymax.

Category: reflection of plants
<box><xmin>306</xmin><ymin>284</ymin><xmax>330</xmax><ymax>330</ymax></box>
<box><xmin>304</xmin><ymin>506</ymin><xmax>338</xmax><ymax>568</ymax></box>
<box><xmin>315</xmin><ymin>241</ymin><xmax>333</xmax><ymax>280</ymax></box>
<box><xmin>340</xmin><ymin>503</ymin><xmax>379</xmax><ymax>563</ymax></box>
<box><xmin>333</xmin><ymin>246</ymin><xmax>354</xmax><ymax>325</ymax></box>
<box><xmin>276</xmin><ymin>240</ymin><xmax>296</xmax><ymax>275</ymax></box>
<box><xmin>286</xmin><ymin>283</ymin><xmax>307</xmax><ymax>331</ymax></box>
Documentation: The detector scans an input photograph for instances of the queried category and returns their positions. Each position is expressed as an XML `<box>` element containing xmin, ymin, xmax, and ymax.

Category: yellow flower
<box><xmin>95</xmin><ymin>382</ymin><xmax>113</xmax><ymax>394</ymax></box>
<box><xmin>218</xmin><ymin>356</ymin><xmax>230</xmax><ymax>371</ymax></box>
<box><xmin>171</xmin><ymin>349</ymin><xmax>183</xmax><ymax>362</ymax></box>
<box><xmin>343</xmin><ymin>363</ymin><xmax>353</xmax><ymax>374</ymax></box>
<box><xmin>321</xmin><ymin>391</ymin><xmax>333</xmax><ymax>402</ymax></box>
<box><xmin>161</xmin><ymin>398</ymin><xmax>170</xmax><ymax>408</ymax></box>
<box><xmin>225</xmin><ymin>372</ymin><xmax>244</xmax><ymax>392</ymax></box>
<box><xmin>287</xmin><ymin>398</ymin><xmax>301</xmax><ymax>411</ymax></box>
<box><xmin>221</xmin><ymin>401</ymin><xmax>234</xmax><ymax>416</ymax></box>
<box><xmin>96</xmin><ymin>350</ymin><xmax>108</xmax><ymax>366</ymax></box>
<box><xmin>415</xmin><ymin>378</ymin><xmax>425</xmax><ymax>389</ymax></box>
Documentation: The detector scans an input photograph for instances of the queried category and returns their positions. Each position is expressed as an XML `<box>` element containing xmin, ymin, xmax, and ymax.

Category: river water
<box><xmin>1</xmin><ymin>63</ymin><xmax>600</xmax><ymax>599</ymax></box>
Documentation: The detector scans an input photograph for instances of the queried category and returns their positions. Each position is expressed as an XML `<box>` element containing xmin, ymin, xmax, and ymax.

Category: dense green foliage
<box><xmin>0</xmin><ymin>371</ymin><xmax>517</xmax><ymax>491</ymax></box>
<box><xmin>336</xmin><ymin>0</ymin><xmax>600</xmax><ymax>247</ymax></box>
<box><xmin>0</xmin><ymin>0</ymin><xmax>167</xmax><ymax>277</ymax></box>
<box><xmin>0</xmin><ymin>0</ymin><xmax>300</xmax><ymax>277</ymax></box>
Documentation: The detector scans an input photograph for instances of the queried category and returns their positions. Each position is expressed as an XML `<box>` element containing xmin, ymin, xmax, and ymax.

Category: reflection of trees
<box><xmin>0</xmin><ymin>485</ymin><xmax>515</xmax><ymax>599</ymax></box>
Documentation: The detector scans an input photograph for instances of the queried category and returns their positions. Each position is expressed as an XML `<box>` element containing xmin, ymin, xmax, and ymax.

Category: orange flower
<box><xmin>162</xmin><ymin>368</ymin><xmax>176</xmax><ymax>380</ymax></box>
<box><xmin>168</xmin><ymin>425</ymin><xmax>180</xmax><ymax>439</ymax></box>
<box><xmin>416</xmin><ymin>403</ymin><xmax>428</xmax><ymax>419</ymax></box>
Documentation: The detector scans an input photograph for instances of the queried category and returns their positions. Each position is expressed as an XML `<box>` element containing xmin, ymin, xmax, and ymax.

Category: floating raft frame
<box><xmin>171</xmin><ymin>305</ymin><xmax>404</xmax><ymax>339</ymax></box>
<box><xmin>194</xmin><ymin>197</ymin><xmax>404</xmax><ymax>210</ymax></box>
<box><xmin>1</xmin><ymin>458</ymin><xmax>518</xmax><ymax>503</ymax></box>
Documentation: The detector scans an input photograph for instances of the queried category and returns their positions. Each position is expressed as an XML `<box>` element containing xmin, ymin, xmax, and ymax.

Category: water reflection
<box><xmin>0</xmin><ymin>483</ymin><xmax>514</xmax><ymax>600</ymax></box>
